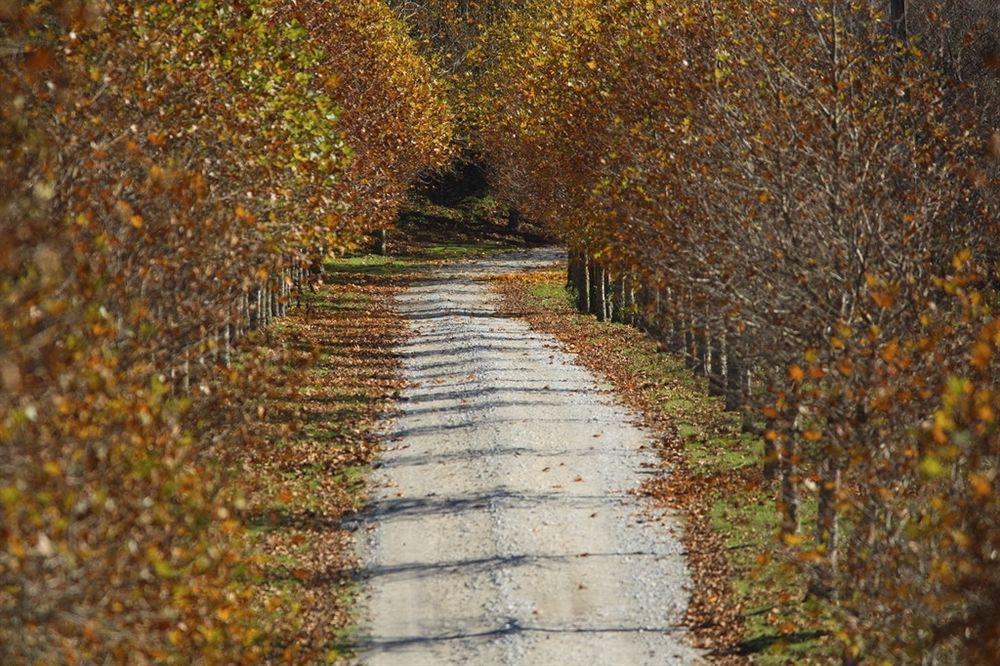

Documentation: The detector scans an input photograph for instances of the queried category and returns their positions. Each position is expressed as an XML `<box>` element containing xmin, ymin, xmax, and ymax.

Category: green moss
<box><xmin>325</xmin><ymin>254</ymin><xmax>415</xmax><ymax>276</ymax></box>
<box><xmin>527</xmin><ymin>280</ymin><xmax>571</xmax><ymax>307</ymax></box>
<box><xmin>417</xmin><ymin>240</ymin><xmax>517</xmax><ymax>259</ymax></box>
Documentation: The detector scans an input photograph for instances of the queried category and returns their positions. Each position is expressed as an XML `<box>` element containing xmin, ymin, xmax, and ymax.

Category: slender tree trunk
<box><xmin>625</xmin><ymin>277</ymin><xmax>636</xmax><ymax>326</ymax></box>
<box><xmin>249</xmin><ymin>286</ymin><xmax>260</xmax><ymax>329</ymax></box>
<box><xmin>708</xmin><ymin>330</ymin><xmax>725</xmax><ymax>396</ymax></box>
<box><xmin>576</xmin><ymin>253</ymin><xmax>591</xmax><ymax>313</ymax></box>
<box><xmin>683</xmin><ymin>313</ymin><xmax>695</xmax><ymax>369</ymax></box>
<box><xmin>603</xmin><ymin>266</ymin><xmax>612</xmax><ymax>321</ymax></box>
<box><xmin>240</xmin><ymin>290</ymin><xmax>248</xmax><ymax>337</ymax></box>
<box><xmin>592</xmin><ymin>261</ymin><xmax>607</xmax><ymax>322</ymax></box>
<box><xmin>763</xmin><ymin>410</ymin><xmax>779</xmax><ymax>481</ymax></box>
<box><xmin>222</xmin><ymin>320</ymin><xmax>231</xmax><ymax>367</ymax></box>
<box><xmin>779</xmin><ymin>418</ymin><xmax>799</xmax><ymax>535</ymax></box>
<box><xmin>889</xmin><ymin>0</ymin><xmax>907</xmax><ymax>40</ymax></box>
<box><xmin>277</xmin><ymin>269</ymin><xmax>285</xmax><ymax>318</ymax></box>
<box><xmin>693</xmin><ymin>324</ymin><xmax>707</xmax><ymax>377</ymax></box>
<box><xmin>282</xmin><ymin>264</ymin><xmax>290</xmax><ymax>315</ymax></box>
<box><xmin>670</xmin><ymin>308</ymin><xmax>685</xmax><ymax>353</ymax></box>
<box><xmin>182</xmin><ymin>348</ymin><xmax>191</xmax><ymax>394</ymax></box>
<box><xmin>815</xmin><ymin>454</ymin><xmax>841</xmax><ymax>593</ymax></box>
<box><xmin>588</xmin><ymin>258</ymin><xmax>599</xmax><ymax>316</ymax></box>
<box><xmin>740</xmin><ymin>367</ymin><xmax>755</xmax><ymax>433</ymax></box>
<box><xmin>261</xmin><ymin>284</ymin><xmax>268</xmax><ymax>327</ymax></box>
<box><xmin>724</xmin><ymin>331</ymin><xmax>744</xmax><ymax>411</ymax></box>
<box><xmin>651</xmin><ymin>286</ymin><xmax>662</xmax><ymax>333</ymax></box>
<box><xmin>611</xmin><ymin>274</ymin><xmax>625</xmax><ymax>323</ymax></box>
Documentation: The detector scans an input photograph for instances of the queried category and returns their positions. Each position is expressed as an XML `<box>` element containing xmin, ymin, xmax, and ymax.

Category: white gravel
<box><xmin>357</xmin><ymin>249</ymin><xmax>702</xmax><ymax>665</ymax></box>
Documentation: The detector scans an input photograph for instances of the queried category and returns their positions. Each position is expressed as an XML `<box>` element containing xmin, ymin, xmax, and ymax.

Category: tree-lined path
<box><xmin>5</xmin><ymin>0</ymin><xmax>997</xmax><ymax>662</ymax></box>
<box><xmin>359</xmin><ymin>250</ymin><xmax>701</xmax><ymax>665</ymax></box>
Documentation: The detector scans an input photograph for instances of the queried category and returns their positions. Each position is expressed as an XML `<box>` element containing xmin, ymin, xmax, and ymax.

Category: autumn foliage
<box><xmin>1</xmin><ymin>0</ymin><xmax>450</xmax><ymax>661</ymax></box>
<box><xmin>471</xmin><ymin>0</ymin><xmax>999</xmax><ymax>660</ymax></box>
<box><xmin>4</xmin><ymin>0</ymin><xmax>999</xmax><ymax>662</ymax></box>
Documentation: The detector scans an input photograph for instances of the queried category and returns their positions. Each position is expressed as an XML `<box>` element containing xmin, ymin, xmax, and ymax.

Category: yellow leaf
<box><xmin>920</xmin><ymin>457</ymin><xmax>944</xmax><ymax>478</ymax></box>
<box><xmin>783</xmin><ymin>532</ymin><xmax>805</xmax><ymax>546</ymax></box>
<box><xmin>952</xmin><ymin>248</ymin><xmax>972</xmax><ymax>269</ymax></box>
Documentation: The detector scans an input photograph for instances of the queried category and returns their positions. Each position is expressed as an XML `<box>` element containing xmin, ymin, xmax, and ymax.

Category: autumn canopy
<box><xmin>2</xmin><ymin>0</ymin><xmax>998</xmax><ymax>663</ymax></box>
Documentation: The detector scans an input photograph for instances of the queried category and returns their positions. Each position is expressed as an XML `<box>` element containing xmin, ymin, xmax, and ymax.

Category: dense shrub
<box><xmin>0</xmin><ymin>1</ymin><xmax>451</xmax><ymax>661</ymax></box>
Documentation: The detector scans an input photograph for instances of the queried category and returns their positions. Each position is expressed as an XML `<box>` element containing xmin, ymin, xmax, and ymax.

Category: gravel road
<box><xmin>358</xmin><ymin>249</ymin><xmax>701</xmax><ymax>665</ymax></box>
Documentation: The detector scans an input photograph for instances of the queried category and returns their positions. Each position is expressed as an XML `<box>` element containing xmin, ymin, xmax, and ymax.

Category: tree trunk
<box><xmin>708</xmin><ymin>331</ymin><xmax>725</xmax><ymax>396</ymax></box>
<box><xmin>575</xmin><ymin>253</ymin><xmax>591</xmax><ymax>313</ymax></box>
<box><xmin>815</xmin><ymin>454</ymin><xmax>841</xmax><ymax>593</ymax></box>
<box><xmin>592</xmin><ymin>261</ymin><xmax>607</xmax><ymax>322</ymax></box>
<box><xmin>683</xmin><ymin>315</ymin><xmax>695</xmax><ymax>369</ymax></box>
<box><xmin>222</xmin><ymin>320</ymin><xmax>231</xmax><ymax>367</ymax></box>
<box><xmin>508</xmin><ymin>206</ymin><xmax>521</xmax><ymax>232</ymax></box>
<box><xmin>671</xmin><ymin>310</ymin><xmax>685</xmax><ymax>353</ymax></box>
<box><xmin>693</xmin><ymin>325</ymin><xmax>707</xmax><ymax>377</ymax></box>
<box><xmin>507</xmin><ymin>206</ymin><xmax>521</xmax><ymax>233</ymax></box>
<box><xmin>651</xmin><ymin>287</ymin><xmax>662</xmax><ymax>333</ymax></box>
<box><xmin>588</xmin><ymin>258</ymin><xmax>598</xmax><ymax>316</ymax></box>
<box><xmin>602</xmin><ymin>269</ymin><xmax>614</xmax><ymax>321</ymax></box>
<box><xmin>724</xmin><ymin>331</ymin><xmax>744</xmax><ymax>411</ymax></box>
<box><xmin>611</xmin><ymin>274</ymin><xmax>625</xmax><ymax>323</ymax></box>
<box><xmin>889</xmin><ymin>0</ymin><xmax>907</xmax><ymax>40</ymax></box>
<box><xmin>182</xmin><ymin>349</ymin><xmax>191</xmax><ymax>394</ymax></box>
<box><xmin>740</xmin><ymin>368</ymin><xmax>755</xmax><ymax>433</ymax></box>
<box><xmin>779</xmin><ymin>432</ymin><xmax>799</xmax><ymax>536</ymax></box>
<box><xmin>625</xmin><ymin>277</ymin><xmax>636</xmax><ymax>326</ymax></box>
<box><xmin>375</xmin><ymin>229</ymin><xmax>388</xmax><ymax>256</ymax></box>
<box><xmin>250</xmin><ymin>286</ymin><xmax>260</xmax><ymax>329</ymax></box>
<box><xmin>261</xmin><ymin>284</ymin><xmax>268</xmax><ymax>327</ymax></box>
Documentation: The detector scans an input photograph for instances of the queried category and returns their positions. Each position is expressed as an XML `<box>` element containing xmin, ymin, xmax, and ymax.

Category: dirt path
<box><xmin>358</xmin><ymin>250</ymin><xmax>701</xmax><ymax>665</ymax></box>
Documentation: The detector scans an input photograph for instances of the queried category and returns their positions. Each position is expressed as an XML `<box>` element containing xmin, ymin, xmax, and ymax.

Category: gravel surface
<box><xmin>357</xmin><ymin>249</ymin><xmax>702</xmax><ymax>665</ymax></box>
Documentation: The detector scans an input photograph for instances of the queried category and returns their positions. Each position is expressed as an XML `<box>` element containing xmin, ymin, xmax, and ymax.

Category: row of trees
<box><xmin>471</xmin><ymin>0</ymin><xmax>998</xmax><ymax>660</ymax></box>
<box><xmin>1</xmin><ymin>1</ymin><xmax>451</xmax><ymax>661</ymax></box>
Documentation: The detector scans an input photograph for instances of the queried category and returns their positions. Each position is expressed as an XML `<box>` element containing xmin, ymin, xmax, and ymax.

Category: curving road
<box><xmin>357</xmin><ymin>249</ymin><xmax>701</xmax><ymax>665</ymax></box>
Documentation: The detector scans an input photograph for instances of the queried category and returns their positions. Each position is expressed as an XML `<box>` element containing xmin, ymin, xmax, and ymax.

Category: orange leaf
<box><xmin>970</xmin><ymin>473</ymin><xmax>991</xmax><ymax>497</ymax></box>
